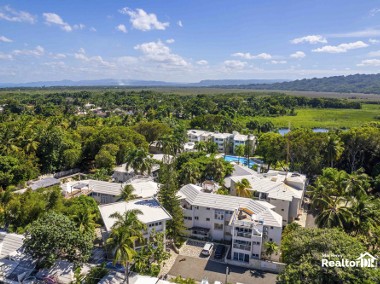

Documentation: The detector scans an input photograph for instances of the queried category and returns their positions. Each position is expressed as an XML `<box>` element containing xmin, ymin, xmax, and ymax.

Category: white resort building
<box><xmin>98</xmin><ymin>198</ymin><xmax>172</xmax><ymax>247</ymax></box>
<box><xmin>178</xmin><ymin>184</ymin><xmax>282</xmax><ymax>262</ymax></box>
<box><xmin>186</xmin><ymin>129</ymin><xmax>255</xmax><ymax>154</ymax></box>
<box><xmin>225</xmin><ymin>164</ymin><xmax>307</xmax><ymax>226</ymax></box>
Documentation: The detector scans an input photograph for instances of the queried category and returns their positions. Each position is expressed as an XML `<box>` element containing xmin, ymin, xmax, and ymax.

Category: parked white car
<box><xmin>201</xmin><ymin>242</ymin><xmax>214</xmax><ymax>256</ymax></box>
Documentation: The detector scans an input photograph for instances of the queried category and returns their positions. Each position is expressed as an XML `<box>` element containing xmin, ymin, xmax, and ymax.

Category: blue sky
<box><xmin>1</xmin><ymin>0</ymin><xmax>380</xmax><ymax>83</ymax></box>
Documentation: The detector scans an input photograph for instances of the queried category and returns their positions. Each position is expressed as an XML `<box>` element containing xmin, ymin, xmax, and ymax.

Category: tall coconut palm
<box><xmin>179</xmin><ymin>161</ymin><xmax>201</xmax><ymax>185</ymax></box>
<box><xmin>118</xmin><ymin>184</ymin><xmax>138</xmax><ymax>202</ymax></box>
<box><xmin>314</xmin><ymin>195</ymin><xmax>352</xmax><ymax>229</ymax></box>
<box><xmin>325</xmin><ymin>135</ymin><xmax>344</xmax><ymax>168</ymax></box>
<box><xmin>235</xmin><ymin>178</ymin><xmax>252</xmax><ymax>198</ymax></box>
<box><xmin>106</xmin><ymin>228</ymin><xmax>139</xmax><ymax>284</ymax></box>
<box><xmin>125</xmin><ymin>148</ymin><xmax>154</xmax><ymax>175</ymax></box>
<box><xmin>235</xmin><ymin>144</ymin><xmax>245</xmax><ymax>165</ymax></box>
<box><xmin>107</xmin><ymin>209</ymin><xmax>146</xmax><ymax>284</ymax></box>
<box><xmin>110</xmin><ymin>209</ymin><xmax>146</xmax><ymax>236</ymax></box>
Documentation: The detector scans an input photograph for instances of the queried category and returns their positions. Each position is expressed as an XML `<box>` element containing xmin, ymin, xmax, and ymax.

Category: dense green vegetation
<box><xmin>278</xmin><ymin>225</ymin><xmax>380</xmax><ymax>283</ymax></box>
<box><xmin>240</xmin><ymin>73</ymin><xmax>380</xmax><ymax>94</ymax></box>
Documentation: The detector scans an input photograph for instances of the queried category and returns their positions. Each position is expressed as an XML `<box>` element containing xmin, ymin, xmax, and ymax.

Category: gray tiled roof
<box><xmin>179</xmin><ymin>184</ymin><xmax>282</xmax><ymax>227</ymax></box>
<box><xmin>0</xmin><ymin>232</ymin><xmax>24</xmax><ymax>258</ymax></box>
<box><xmin>30</xmin><ymin>177</ymin><xmax>60</xmax><ymax>190</ymax></box>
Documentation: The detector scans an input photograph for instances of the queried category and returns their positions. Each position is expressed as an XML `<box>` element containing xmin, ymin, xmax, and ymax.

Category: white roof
<box><xmin>0</xmin><ymin>232</ymin><xmax>24</xmax><ymax>258</ymax></box>
<box><xmin>179</xmin><ymin>184</ymin><xmax>282</xmax><ymax>227</ymax></box>
<box><xmin>128</xmin><ymin>180</ymin><xmax>159</xmax><ymax>199</ymax></box>
<box><xmin>152</xmin><ymin>154</ymin><xmax>173</xmax><ymax>163</ymax></box>
<box><xmin>113</xmin><ymin>163</ymin><xmax>134</xmax><ymax>174</ymax></box>
<box><xmin>99</xmin><ymin>198</ymin><xmax>172</xmax><ymax>231</ymax></box>
<box><xmin>212</xmin><ymin>132</ymin><xmax>231</xmax><ymax>139</ymax></box>
<box><xmin>184</xmin><ymin>142</ymin><xmax>195</xmax><ymax>150</ymax></box>
<box><xmin>130</xmin><ymin>274</ymin><xmax>159</xmax><ymax>284</ymax></box>
<box><xmin>61</xmin><ymin>180</ymin><xmax>123</xmax><ymax>196</ymax></box>
<box><xmin>187</xmin><ymin>129</ymin><xmax>209</xmax><ymax>137</ymax></box>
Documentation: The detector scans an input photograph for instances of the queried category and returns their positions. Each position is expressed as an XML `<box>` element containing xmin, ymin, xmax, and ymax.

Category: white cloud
<box><xmin>291</xmin><ymin>35</ymin><xmax>327</xmax><ymax>44</ymax></box>
<box><xmin>223</xmin><ymin>60</ymin><xmax>247</xmax><ymax>70</ymax></box>
<box><xmin>0</xmin><ymin>5</ymin><xmax>36</xmax><ymax>24</ymax></box>
<box><xmin>116</xmin><ymin>24</ymin><xmax>127</xmax><ymax>33</ymax></box>
<box><xmin>0</xmin><ymin>53</ymin><xmax>13</xmax><ymax>60</ymax></box>
<box><xmin>369</xmin><ymin>8</ymin><xmax>380</xmax><ymax>17</ymax></box>
<box><xmin>119</xmin><ymin>7</ymin><xmax>169</xmax><ymax>31</ymax></box>
<box><xmin>312</xmin><ymin>41</ymin><xmax>368</xmax><ymax>53</ymax></box>
<box><xmin>329</xmin><ymin>28</ymin><xmax>380</xmax><ymax>38</ymax></box>
<box><xmin>134</xmin><ymin>40</ymin><xmax>188</xmax><ymax>67</ymax></box>
<box><xmin>73</xmin><ymin>23</ymin><xmax>86</xmax><ymax>30</ymax></box>
<box><xmin>74</xmin><ymin>49</ymin><xmax>114</xmax><ymax>68</ymax></box>
<box><xmin>357</xmin><ymin>59</ymin><xmax>380</xmax><ymax>66</ymax></box>
<box><xmin>271</xmin><ymin>60</ymin><xmax>287</xmax><ymax>64</ymax></box>
<box><xmin>290</xmin><ymin>51</ymin><xmax>306</xmax><ymax>59</ymax></box>
<box><xmin>232</xmin><ymin>52</ymin><xmax>272</xmax><ymax>60</ymax></box>
<box><xmin>43</xmin><ymin>13</ymin><xmax>72</xmax><ymax>32</ymax></box>
<box><xmin>196</xmin><ymin>60</ymin><xmax>208</xmax><ymax>65</ymax></box>
<box><xmin>0</xmin><ymin>35</ymin><xmax>12</xmax><ymax>43</ymax></box>
<box><xmin>50</xmin><ymin>53</ymin><xmax>66</xmax><ymax>59</ymax></box>
<box><xmin>177</xmin><ymin>20</ymin><xmax>183</xmax><ymax>27</ymax></box>
<box><xmin>166</xmin><ymin>38</ymin><xmax>175</xmax><ymax>44</ymax></box>
<box><xmin>12</xmin><ymin>45</ymin><xmax>44</xmax><ymax>56</ymax></box>
<box><xmin>368</xmin><ymin>50</ymin><xmax>380</xmax><ymax>57</ymax></box>
<box><xmin>369</xmin><ymin>38</ymin><xmax>380</xmax><ymax>44</ymax></box>
<box><xmin>90</xmin><ymin>27</ymin><xmax>97</xmax><ymax>32</ymax></box>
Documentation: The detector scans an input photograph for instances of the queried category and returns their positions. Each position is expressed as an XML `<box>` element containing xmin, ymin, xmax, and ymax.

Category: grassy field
<box><xmin>244</xmin><ymin>104</ymin><xmax>380</xmax><ymax>129</ymax></box>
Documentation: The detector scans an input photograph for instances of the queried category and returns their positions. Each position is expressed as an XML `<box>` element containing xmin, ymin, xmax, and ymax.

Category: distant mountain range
<box><xmin>1</xmin><ymin>73</ymin><xmax>380</xmax><ymax>94</ymax></box>
<box><xmin>0</xmin><ymin>78</ymin><xmax>284</xmax><ymax>88</ymax></box>
<box><xmin>238</xmin><ymin>73</ymin><xmax>380</xmax><ymax>94</ymax></box>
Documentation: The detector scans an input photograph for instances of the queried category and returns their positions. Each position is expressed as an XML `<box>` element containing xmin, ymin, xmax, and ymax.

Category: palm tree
<box><xmin>125</xmin><ymin>148</ymin><xmax>154</xmax><ymax>175</ymax></box>
<box><xmin>314</xmin><ymin>195</ymin><xmax>352</xmax><ymax>229</ymax></box>
<box><xmin>264</xmin><ymin>241</ymin><xmax>279</xmax><ymax>260</ymax></box>
<box><xmin>194</xmin><ymin>141</ymin><xmax>207</xmax><ymax>152</ymax></box>
<box><xmin>118</xmin><ymin>184</ymin><xmax>137</xmax><ymax>202</ymax></box>
<box><xmin>107</xmin><ymin>209</ymin><xmax>147</xmax><ymax>284</ymax></box>
<box><xmin>179</xmin><ymin>161</ymin><xmax>201</xmax><ymax>184</ymax></box>
<box><xmin>110</xmin><ymin>209</ymin><xmax>146</xmax><ymax>235</ymax></box>
<box><xmin>71</xmin><ymin>209</ymin><xmax>98</xmax><ymax>235</ymax></box>
<box><xmin>235</xmin><ymin>144</ymin><xmax>245</xmax><ymax>165</ymax></box>
<box><xmin>106</xmin><ymin>227</ymin><xmax>139</xmax><ymax>284</ymax></box>
<box><xmin>235</xmin><ymin>178</ymin><xmax>252</xmax><ymax>198</ymax></box>
<box><xmin>325</xmin><ymin>135</ymin><xmax>344</xmax><ymax>167</ymax></box>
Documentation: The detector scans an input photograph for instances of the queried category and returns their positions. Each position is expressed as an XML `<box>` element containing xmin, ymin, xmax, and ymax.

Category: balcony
<box><xmin>233</xmin><ymin>244</ymin><xmax>251</xmax><ymax>251</ymax></box>
<box><xmin>235</xmin><ymin>232</ymin><xmax>252</xmax><ymax>238</ymax></box>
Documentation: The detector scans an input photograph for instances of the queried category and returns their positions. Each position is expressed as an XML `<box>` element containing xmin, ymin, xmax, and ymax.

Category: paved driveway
<box><xmin>168</xmin><ymin>255</ymin><xmax>278</xmax><ymax>284</ymax></box>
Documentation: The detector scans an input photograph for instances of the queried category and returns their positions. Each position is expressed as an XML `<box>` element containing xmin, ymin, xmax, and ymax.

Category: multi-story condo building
<box><xmin>186</xmin><ymin>129</ymin><xmax>256</xmax><ymax>154</ymax></box>
<box><xmin>178</xmin><ymin>184</ymin><xmax>282</xmax><ymax>262</ymax></box>
<box><xmin>99</xmin><ymin>197</ymin><xmax>172</xmax><ymax>248</ymax></box>
<box><xmin>226</xmin><ymin>165</ymin><xmax>307</xmax><ymax>226</ymax></box>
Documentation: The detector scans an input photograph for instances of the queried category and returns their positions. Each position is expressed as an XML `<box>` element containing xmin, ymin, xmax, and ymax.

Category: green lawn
<box><xmin>247</xmin><ymin>104</ymin><xmax>380</xmax><ymax>129</ymax></box>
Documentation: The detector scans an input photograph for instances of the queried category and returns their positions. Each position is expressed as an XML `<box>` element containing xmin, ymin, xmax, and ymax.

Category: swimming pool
<box><xmin>224</xmin><ymin>155</ymin><xmax>257</xmax><ymax>167</ymax></box>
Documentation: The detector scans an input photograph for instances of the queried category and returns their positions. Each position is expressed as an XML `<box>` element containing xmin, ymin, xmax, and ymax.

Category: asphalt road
<box><xmin>169</xmin><ymin>255</ymin><xmax>278</xmax><ymax>284</ymax></box>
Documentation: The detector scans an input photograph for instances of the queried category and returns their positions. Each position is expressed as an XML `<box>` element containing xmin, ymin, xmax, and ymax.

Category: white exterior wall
<box><xmin>268</xmin><ymin>198</ymin><xmax>290</xmax><ymax>225</ymax></box>
<box><xmin>90</xmin><ymin>192</ymin><xmax>118</xmax><ymax>204</ymax></box>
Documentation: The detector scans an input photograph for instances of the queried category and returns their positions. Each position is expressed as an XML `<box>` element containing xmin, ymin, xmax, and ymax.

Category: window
<box><xmin>206</xmin><ymin>207</ymin><xmax>211</xmax><ymax>210</ymax></box>
<box><xmin>214</xmin><ymin>223</ymin><xmax>223</xmax><ymax>230</ymax></box>
<box><xmin>215</xmin><ymin>210</ymin><xmax>224</xmax><ymax>220</ymax></box>
<box><xmin>269</xmin><ymin>238</ymin><xmax>273</xmax><ymax>241</ymax></box>
<box><xmin>233</xmin><ymin>252</ymin><xmax>249</xmax><ymax>263</ymax></box>
<box><xmin>195</xmin><ymin>216</ymin><xmax>199</xmax><ymax>220</ymax></box>
<box><xmin>252</xmin><ymin>241</ymin><xmax>260</xmax><ymax>245</ymax></box>
<box><xmin>270</xmin><ymin>226</ymin><xmax>274</xmax><ymax>229</ymax></box>
<box><xmin>194</xmin><ymin>206</ymin><xmax>199</xmax><ymax>210</ymax></box>
<box><xmin>281</xmin><ymin>209</ymin><xmax>284</xmax><ymax>211</ymax></box>
<box><xmin>206</xmin><ymin>218</ymin><xmax>210</xmax><ymax>221</ymax></box>
<box><xmin>184</xmin><ymin>216</ymin><xmax>192</xmax><ymax>220</ymax></box>
<box><xmin>252</xmin><ymin>253</ymin><xmax>259</xmax><ymax>258</ymax></box>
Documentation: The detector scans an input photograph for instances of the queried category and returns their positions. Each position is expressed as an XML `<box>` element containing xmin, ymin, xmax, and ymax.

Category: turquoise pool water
<box><xmin>224</xmin><ymin>155</ymin><xmax>256</xmax><ymax>167</ymax></box>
